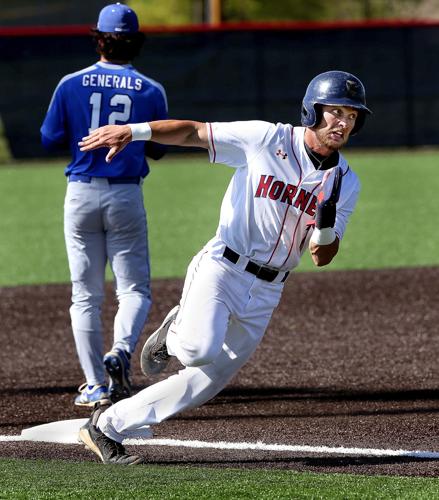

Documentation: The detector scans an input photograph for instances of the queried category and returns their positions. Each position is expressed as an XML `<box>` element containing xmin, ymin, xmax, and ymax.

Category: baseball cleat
<box><xmin>141</xmin><ymin>305</ymin><xmax>179</xmax><ymax>375</ymax></box>
<box><xmin>79</xmin><ymin>400</ymin><xmax>144</xmax><ymax>465</ymax></box>
<box><xmin>103</xmin><ymin>349</ymin><xmax>132</xmax><ymax>404</ymax></box>
<box><xmin>74</xmin><ymin>383</ymin><xmax>109</xmax><ymax>407</ymax></box>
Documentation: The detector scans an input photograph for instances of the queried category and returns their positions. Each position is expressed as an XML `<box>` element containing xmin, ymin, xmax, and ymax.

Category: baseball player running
<box><xmin>40</xmin><ymin>3</ymin><xmax>168</xmax><ymax>406</ymax></box>
<box><xmin>77</xmin><ymin>70</ymin><xmax>371</xmax><ymax>464</ymax></box>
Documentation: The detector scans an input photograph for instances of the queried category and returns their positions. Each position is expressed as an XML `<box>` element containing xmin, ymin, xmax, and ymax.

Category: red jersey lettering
<box><xmin>269</xmin><ymin>181</ymin><xmax>285</xmax><ymax>200</ymax></box>
<box><xmin>305</xmin><ymin>195</ymin><xmax>317</xmax><ymax>216</ymax></box>
<box><xmin>255</xmin><ymin>175</ymin><xmax>274</xmax><ymax>198</ymax></box>
<box><xmin>294</xmin><ymin>188</ymin><xmax>311</xmax><ymax>211</ymax></box>
<box><xmin>280</xmin><ymin>184</ymin><xmax>298</xmax><ymax>205</ymax></box>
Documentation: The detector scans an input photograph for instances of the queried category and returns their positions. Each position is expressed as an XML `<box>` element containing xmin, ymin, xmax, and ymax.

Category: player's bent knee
<box><xmin>178</xmin><ymin>341</ymin><xmax>221</xmax><ymax>367</ymax></box>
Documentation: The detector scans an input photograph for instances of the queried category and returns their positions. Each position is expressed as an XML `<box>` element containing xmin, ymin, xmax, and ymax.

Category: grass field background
<box><xmin>1</xmin><ymin>150</ymin><xmax>439</xmax><ymax>498</ymax></box>
<box><xmin>3</xmin><ymin>458</ymin><xmax>439</xmax><ymax>500</ymax></box>
<box><xmin>0</xmin><ymin>149</ymin><xmax>438</xmax><ymax>286</ymax></box>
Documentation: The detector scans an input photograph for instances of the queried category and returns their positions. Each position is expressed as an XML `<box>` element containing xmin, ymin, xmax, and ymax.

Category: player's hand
<box><xmin>78</xmin><ymin>125</ymin><xmax>132</xmax><ymax>163</ymax></box>
<box><xmin>315</xmin><ymin>166</ymin><xmax>342</xmax><ymax>229</ymax></box>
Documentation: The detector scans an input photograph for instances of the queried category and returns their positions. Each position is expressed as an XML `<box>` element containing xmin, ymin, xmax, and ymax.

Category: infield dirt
<box><xmin>1</xmin><ymin>267</ymin><xmax>439</xmax><ymax>476</ymax></box>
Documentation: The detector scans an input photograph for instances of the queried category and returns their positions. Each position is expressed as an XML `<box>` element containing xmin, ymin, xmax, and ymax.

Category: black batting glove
<box><xmin>315</xmin><ymin>166</ymin><xmax>342</xmax><ymax>229</ymax></box>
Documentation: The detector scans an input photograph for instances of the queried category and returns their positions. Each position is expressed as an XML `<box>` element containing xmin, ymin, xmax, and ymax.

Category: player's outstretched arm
<box><xmin>309</xmin><ymin>166</ymin><xmax>342</xmax><ymax>267</ymax></box>
<box><xmin>79</xmin><ymin>120</ymin><xmax>208</xmax><ymax>163</ymax></box>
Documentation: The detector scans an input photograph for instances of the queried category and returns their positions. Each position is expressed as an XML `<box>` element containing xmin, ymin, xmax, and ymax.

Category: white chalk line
<box><xmin>1</xmin><ymin>434</ymin><xmax>439</xmax><ymax>459</ymax></box>
<box><xmin>130</xmin><ymin>439</ymin><xmax>439</xmax><ymax>459</ymax></box>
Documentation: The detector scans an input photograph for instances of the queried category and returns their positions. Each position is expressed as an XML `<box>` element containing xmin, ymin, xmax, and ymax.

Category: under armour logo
<box><xmin>276</xmin><ymin>149</ymin><xmax>288</xmax><ymax>160</ymax></box>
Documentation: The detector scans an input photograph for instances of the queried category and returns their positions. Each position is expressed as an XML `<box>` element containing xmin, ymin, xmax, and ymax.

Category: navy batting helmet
<box><xmin>301</xmin><ymin>70</ymin><xmax>372</xmax><ymax>135</ymax></box>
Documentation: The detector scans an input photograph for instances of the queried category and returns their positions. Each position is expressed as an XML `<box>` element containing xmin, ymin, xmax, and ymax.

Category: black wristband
<box><xmin>315</xmin><ymin>200</ymin><xmax>336</xmax><ymax>229</ymax></box>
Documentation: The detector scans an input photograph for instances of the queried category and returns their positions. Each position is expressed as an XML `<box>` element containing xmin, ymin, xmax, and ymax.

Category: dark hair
<box><xmin>91</xmin><ymin>28</ymin><xmax>145</xmax><ymax>62</ymax></box>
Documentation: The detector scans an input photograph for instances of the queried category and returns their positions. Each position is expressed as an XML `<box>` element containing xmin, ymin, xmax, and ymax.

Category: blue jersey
<box><xmin>41</xmin><ymin>61</ymin><xmax>168</xmax><ymax>178</ymax></box>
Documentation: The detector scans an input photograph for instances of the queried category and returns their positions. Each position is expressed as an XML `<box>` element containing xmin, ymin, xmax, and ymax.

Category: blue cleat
<box><xmin>74</xmin><ymin>383</ymin><xmax>109</xmax><ymax>407</ymax></box>
<box><xmin>103</xmin><ymin>349</ymin><xmax>132</xmax><ymax>403</ymax></box>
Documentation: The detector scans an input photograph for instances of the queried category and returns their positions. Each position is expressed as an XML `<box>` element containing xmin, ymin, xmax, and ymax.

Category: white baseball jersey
<box><xmin>96</xmin><ymin>121</ymin><xmax>361</xmax><ymax>443</ymax></box>
<box><xmin>207</xmin><ymin>122</ymin><xmax>360</xmax><ymax>271</ymax></box>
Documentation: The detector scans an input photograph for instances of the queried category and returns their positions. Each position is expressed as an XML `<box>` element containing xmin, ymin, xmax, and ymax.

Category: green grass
<box><xmin>0</xmin><ymin>150</ymin><xmax>438</xmax><ymax>285</ymax></box>
<box><xmin>2</xmin><ymin>458</ymin><xmax>439</xmax><ymax>499</ymax></box>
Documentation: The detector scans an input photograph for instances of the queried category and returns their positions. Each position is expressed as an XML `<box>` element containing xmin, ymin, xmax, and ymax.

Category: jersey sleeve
<box><xmin>207</xmin><ymin>121</ymin><xmax>276</xmax><ymax>168</ymax></box>
<box><xmin>40</xmin><ymin>82</ymin><xmax>68</xmax><ymax>145</ymax></box>
<box><xmin>154</xmin><ymin>86</ymin><xmax>168</xmax><ymax>119</ymax></box>
<box><xmin>334</xmin><ymin>171</ymin><xmax>360</xmax><ymax>240</ymax></box>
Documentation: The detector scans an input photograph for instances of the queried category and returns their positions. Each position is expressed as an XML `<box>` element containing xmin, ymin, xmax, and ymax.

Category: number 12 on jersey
<box><xmin>89</xmin><ymin>92</ymin><xmax>133</xmax><ymax>132</ymax></box>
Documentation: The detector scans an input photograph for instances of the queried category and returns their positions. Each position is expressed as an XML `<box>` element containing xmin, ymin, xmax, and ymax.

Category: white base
<box><xmin>19</xmin><ymin>419</ymin><xmax>151</xmax><ymax>445</ymax></box>
<box><xmin>21</xmin><ymin>418</ymin><xmax>88</xmax><ymax>444</ymax></box>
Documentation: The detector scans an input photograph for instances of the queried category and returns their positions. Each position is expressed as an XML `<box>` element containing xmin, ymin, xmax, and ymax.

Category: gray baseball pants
<box><xmin>64</xmin><ymin>178</ymin><xmax>152</xmax><ymax>386</ymax></box>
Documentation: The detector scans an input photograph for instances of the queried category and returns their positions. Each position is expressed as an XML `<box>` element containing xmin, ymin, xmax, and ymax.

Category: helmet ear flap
<box><xmin>301</xmin><ymin>102</ymin><xmax>322</xmax><ymax>128</ymax></box>
<box><xmin>313</xmin><ymin>104</ymin><xmax>322</xmax><ymax>128</ymax></box>
<box><xmin>301</xmin><ymin>102</ymin><xmax>316</xmax><ymax>127</ymax></box>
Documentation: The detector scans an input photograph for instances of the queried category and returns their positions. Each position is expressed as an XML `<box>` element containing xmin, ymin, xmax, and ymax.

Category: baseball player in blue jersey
<box><xmin>41</xmin><ymin>3</ymin><xmax>168</xmax><ymax>407</ymax></box>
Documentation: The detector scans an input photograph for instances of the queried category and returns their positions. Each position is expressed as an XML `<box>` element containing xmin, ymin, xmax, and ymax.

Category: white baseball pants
<box><xmin>97</xmin><ymin>240</ymin><xmax>284</xmax><ymax>442</ymax></box>
<box><xmin>64</xmin><ymin>178</ymin><xmax>152</xmax><ymax>386</ymax></box>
